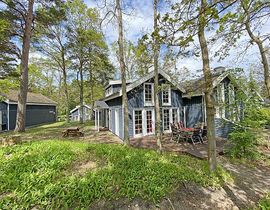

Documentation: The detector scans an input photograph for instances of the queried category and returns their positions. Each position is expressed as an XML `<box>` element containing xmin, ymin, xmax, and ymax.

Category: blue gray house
<box><xmin>0</xmin><ymin>90</ymin><xmax>57</xmax><ymax>131</ymax></box>
<box><xmin>95</xmin><ymin>67</ymin><xmax>239</xmax><ymax>139</ymax></box>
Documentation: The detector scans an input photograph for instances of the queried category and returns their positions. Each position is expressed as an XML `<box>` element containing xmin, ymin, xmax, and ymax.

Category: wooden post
<box><xmin>95</xmin><ymin>109</ymin><xmax>97</xmax><ymax>130</ymax></box>
<box><xmin>97</xmin><ymin>109</ymin><xmax>100</xmax><ymax>132</ymax></box>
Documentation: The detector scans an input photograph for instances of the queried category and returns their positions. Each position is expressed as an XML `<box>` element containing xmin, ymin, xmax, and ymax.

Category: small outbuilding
<box><xmin>70</xmin><ymin>104</ymin><xmax>92</xmax><ymax>122</ymax></box>
<box><xmin>0</xmin><ymin>90</ymin><xmax>57</xmax><ymax>131</ymax></box>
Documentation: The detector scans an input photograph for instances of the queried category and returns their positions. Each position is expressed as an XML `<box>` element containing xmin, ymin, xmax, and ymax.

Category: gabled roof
<box><xmin>2</xmin><ymin>90</ymin><xmax>57</xmax><ymax>105</ymax></box>
<box><xmin>70</xmin><ymin>104</ymin><xmax>92</xmax><ymax>113</ymax></box>
<box><xmin>94</xmin><ymin>101</ymin><xmax>109</xmax><ymax>109</ymax></box>
<box><xmin>102</xmin><ymin>69</ymin><xmax>186</xmax><ymax>102</ymax></box>
<box><xmin>183</xmin><ymin>70</ymin><xmax>232</xmax><ymax>98</ymax></box>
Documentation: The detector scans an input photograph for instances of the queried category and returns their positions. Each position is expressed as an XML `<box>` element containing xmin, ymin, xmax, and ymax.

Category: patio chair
<box><xmin>170</xmin><ymin>123</ymin><xmax>182</xmax><ymax>143</ymax></box>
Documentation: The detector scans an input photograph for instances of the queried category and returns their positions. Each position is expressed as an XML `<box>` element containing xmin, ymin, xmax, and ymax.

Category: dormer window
<box><xmin>162</xmin><ymin>86</ymin><xmax>171</xmax><ymax>105</ymax></box>
<box><xmin>144</xmin><ymin>83</ymin><xmax>154</xmax><ymax>106</ymax></box>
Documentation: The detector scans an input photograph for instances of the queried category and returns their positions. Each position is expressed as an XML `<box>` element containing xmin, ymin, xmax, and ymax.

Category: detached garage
<box><xmin>0</xmin><ymin>90</ymin><xmax>57</xmax><ymax>131</ymax></box>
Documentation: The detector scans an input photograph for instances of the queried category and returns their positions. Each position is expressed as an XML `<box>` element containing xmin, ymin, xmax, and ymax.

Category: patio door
<box><xmin>163</xmin><ymin>109</ymin><xmax>171</xmax><ymax>132</ymax></box>
<box><xmin>145</xmin><ymin>109</ymin><xmax>154</xmax><ymax>135</ymax></box>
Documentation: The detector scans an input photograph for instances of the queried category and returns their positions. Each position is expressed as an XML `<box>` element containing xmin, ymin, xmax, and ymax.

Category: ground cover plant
<box><xmin>0</xmin><ymin>140</ymin><xmax>229</xmax><ymax>209</ymax></box>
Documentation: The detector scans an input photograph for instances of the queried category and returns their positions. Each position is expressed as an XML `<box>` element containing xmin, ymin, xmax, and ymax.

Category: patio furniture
<box><xmin>62</xmin><ymin>127</ymin><xmax>84</xmax><ymax>137</ymax></box>
<box><xmin>170</xmin><ymin>123</ymin><xmax>185</xmax><ymax>143</ymax></box>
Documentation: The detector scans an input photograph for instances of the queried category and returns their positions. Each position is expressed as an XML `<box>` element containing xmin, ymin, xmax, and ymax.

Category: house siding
<box><xmin>105</xmin><ymin>74</ymin><xmax>185</xmax><ymax>139</ymax></box>
<box><xmin>0</xmin><ymin>102</ymin><xmax>8</xmax><ymax>130</ymax></box>
<box><xmin>183</xmin><ymin>96</ymin><xmax>204</xmax><ymax>127</ymax></box>
<box><xmin>8</xmin><ymin>104</ymin><xmax>56</xmax><ymax>130</ymax></box>
<box><xmin>215</xmin><ymin>118</ymin><xmax>233</xmax><ymax>138</ymax></box>
<box><xmin>106</xmin><ymin>97</ymin><xmax>124</xmax><ymax>140</ymax></box>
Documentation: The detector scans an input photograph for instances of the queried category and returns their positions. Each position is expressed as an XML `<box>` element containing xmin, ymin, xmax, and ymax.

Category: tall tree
<box><xmin>153</xmin><ymin>0</ymin><xmax>162</xmax><ymax>151</ymax></box>
<box><xmin>116</xmin><ymin>0</ymin><xmax>129</xmax><ymax>144</ymax></box>
<box><xmin>198</xmin><ymin>0</ymin><xmax>216</xmax><ymax>171</ymax></box>
<box><xmin>216</xmin><ymin>0</ymin><xmax>270</xmax><ymax>99</ymax></box>
<box><xmin>67</xmin><ymin>0</ymin><xmax>108</xmax><ymax>124</ymax></box>
<box><xmin>34</xmin><ymin>19</ymin><xmax>70</xmax><ymax>122</ymax></box>
<box><xmin>240</xmin><ymin>0</ymin><xmax>270</xmax><ymax>99</ymax></box>
<box><xmin>160</xmin><ymin>0</ymin><xmax>237</xmax><ymax>171</ymax></box>
<box><xmin>15</xmin><ymin>0</ymin><xmax>34</xmax><ymax>132</ymax></box>
<box><xmin>1</xmin><ymin>0</ymin><xmax>65</xmax><ymax>131</ymax></box>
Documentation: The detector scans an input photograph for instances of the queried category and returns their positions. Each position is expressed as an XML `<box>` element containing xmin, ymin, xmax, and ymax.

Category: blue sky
<box><xmin>85</xmin><ymin>0</ymin><xmax>270</xmax><ymax>76</ymax></box>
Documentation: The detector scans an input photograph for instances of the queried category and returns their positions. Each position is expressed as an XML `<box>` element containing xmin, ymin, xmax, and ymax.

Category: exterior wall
<box><xmin>106</xmin><ymin>97</ymin><xmax>124</xmax><ymax>139</ymax></box>
<box><xmin>183</xmin><ymin>96</ymin><xmax>204</xmax><ymax>128</ymax></box>
<box><xmin>70</xmin><ymin>106</ymin><xmax>92</xmax><ymax>121</ymax></box>
<box><xmin>0</xmin><ymin>102</ymin><xmax>8</xmax><ymax>130</ymax></box>
<box><xmin>8</xmin><ymin>104</ymin><xmax>56</xmax><ymax>130</ymax></box>
<box><xmin>106</xmin><ymin>74</ymin><xmax>185</xmax><ymax>139</ymax></box>
<box><xmin>215</xmin><ymin>118</ymin><xmax>233</xmax><ymax>138</ymax></box>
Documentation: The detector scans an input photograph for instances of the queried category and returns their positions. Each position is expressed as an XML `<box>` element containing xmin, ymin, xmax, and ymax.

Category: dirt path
<box><xmin>219</xmin><ymin>158</ymin><xmax>270</xmax><ymax>209</ymax></box>
<box><xmin>92</xmin><ymin>158</ymin><xmax>270</xmax><ymax>210</ymax></box>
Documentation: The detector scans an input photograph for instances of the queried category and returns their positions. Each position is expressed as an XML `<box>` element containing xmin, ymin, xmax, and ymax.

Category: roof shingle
<box><xmin>3</xmin><ymin>90</ymin><xmax>57</xmax><ymax>105</ymax></box>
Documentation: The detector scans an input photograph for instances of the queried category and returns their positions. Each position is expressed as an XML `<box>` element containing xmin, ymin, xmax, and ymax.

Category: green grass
<box><xmin>258</xmin><ymin>193</ymin><xmax>270</xmax><ymax>210</ymax></box>
<box><xmin>0</xmin><ymin>140</ymin><xmax>230</xmax><ymax>209</ymax></box>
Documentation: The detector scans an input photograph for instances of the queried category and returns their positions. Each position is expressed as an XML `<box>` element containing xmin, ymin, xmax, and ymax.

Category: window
<box><xmin>144</xmin><ymin>83</ymin><xmax>153</xmax><ymax>106</ymax></box>
<box><xmin>146</xmin><ymin>110</ymin><xmax>153</xmax><ymax>133</ymax></box>
<box><xmin>163</xmin><ymin>109</ymin><xmax>170</xmax><ymax>131</ymax></box>
<box><xmin>134</xmin><ymin>110</ymin><xmax>143</xmax><ymax>135</ymax></box>
<box><xmin>162</xmin><ymin>86</ymin><xmax>171</xmax><ymax>105</ymax></box>
<box><xmin>172</xmin><ymin>108</ymin><xmax>178</xmax><ymax>124</ymax></box>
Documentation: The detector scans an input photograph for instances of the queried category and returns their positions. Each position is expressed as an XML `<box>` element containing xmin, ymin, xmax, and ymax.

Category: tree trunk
<box><xmin>79</xmin><ymin>65</ymin><xmax>84</xmax><ymax>124</ymax></box>
<box><xmin>153</xmin><ymin>0</ymin><xmax>162</xmax><ymax>151</ymax></box>
<box><xmin>62</xmin><ymin>69</ymin><xmax>69</xmax><ymax>123</ymax></box>
<box><xmin>198</xmin><ymin>0</ymin><xmax>217</xmax><ymax>172</ymax></box>
<box><xmin>15</xmin><ymin>0</ymin><xmax>34</xmax><ymax>132</ymax></box>
<box><xmin>116</xmin><ymin>0</ymin><xmax>129</xmax><ymax>145</ymax></box>
<box><xmin>89</xmin><ymin>61</ymin><xmax>94</xmax><ymax>120</ymax></box>
<box><xmin>61</xmin><ymin>46</ymin><xmax>70</xmax><ymax>123</ymax></box>
<box><xmin>242</xmin><ymin>3</ymin><xmax>270</xmax><ymax>99</ymax></box>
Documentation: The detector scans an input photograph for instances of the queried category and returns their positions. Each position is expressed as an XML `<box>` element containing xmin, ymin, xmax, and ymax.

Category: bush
<box><xmin>228</xmin><ymin>129</ymin><xmax>258</xmax><ymax>159</ymax></box>
<box><xmin>244</xmin><ymin>107</ymin><xmax>270</xmax><ymax>128</ymax></box>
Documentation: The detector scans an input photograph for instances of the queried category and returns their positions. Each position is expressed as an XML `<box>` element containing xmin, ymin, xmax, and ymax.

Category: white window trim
<box><xmin>133</xmin><ymin>109</ymin><xmax>144</xmax><ymax>137</ymax></box>
<box><xmin>143</xmin><ymin>83</ymin><xmax>154</xmax><ymax>106</ymax></box>
<box><xmin>162</xmin><ymin>86</ymin><xmax>171</xmax><ymax>106</ymax></box>
<box><xmin>133</xmin><ymin>108</ymin><xmax>155</xmax><ymax>137</ymax></box>
<box><xmin>145</xmin><ymin>108</ymin><xmax>155</xmax><ymax>135</ymax></box>
<box><xmin>162</xmin><ymin>108</ymin><xmax>172</xmax><ymax>133</ymax></box>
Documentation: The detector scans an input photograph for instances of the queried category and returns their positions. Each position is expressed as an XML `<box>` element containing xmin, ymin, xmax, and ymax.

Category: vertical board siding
<box><xmin>8</xmin><ymin>104</ymin><xmax>56</xmax><ymax>130</ymax></box>
<box><xmin>0</xmin><ymin>102</ymin><xmax>8</xmax><ymax>130</ymax></box>
<box><xmin>215</xmin><ymin>118</ymin><xmax>233</xmax><ymax>138</ymax></box>
<box><xmin>183</xmin><ymin>96</ymin><xmax>203</xmax><ymax>127</ymax></box>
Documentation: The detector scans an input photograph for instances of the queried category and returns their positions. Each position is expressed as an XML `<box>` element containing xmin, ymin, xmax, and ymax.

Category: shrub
<box><xmin>228</xmin><ymin>129</ymin><xmax>258</xmax><ymax>159</ymax></box>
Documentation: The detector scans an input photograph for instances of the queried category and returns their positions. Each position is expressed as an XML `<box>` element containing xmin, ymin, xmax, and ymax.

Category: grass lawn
<box><xmin>0</xmin><ymin>139</ymin><xmax>230</xmax><ymax>209</ymax></box>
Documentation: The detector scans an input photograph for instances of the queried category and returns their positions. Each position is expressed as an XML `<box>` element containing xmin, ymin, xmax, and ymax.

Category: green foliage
<box><xmin>0</xmin><ymin>141</ymin><xmax>229</xmax><ymax>208</ymax></box>
<box><xmin>258</xmin><ymin>193</ymin><xmax>270</xmax><ymax>210</ymax></box>
<box><xmin>228</xmin><ymin>129</ymin><xmax>258</xmax><ymax>159</ymax></box>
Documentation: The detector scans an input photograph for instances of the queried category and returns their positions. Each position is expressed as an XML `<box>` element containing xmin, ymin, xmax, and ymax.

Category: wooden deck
<box><xmin>130</xmin><ymin>134</ymin><xmax>226</xmax><ymax>159</ymax></box>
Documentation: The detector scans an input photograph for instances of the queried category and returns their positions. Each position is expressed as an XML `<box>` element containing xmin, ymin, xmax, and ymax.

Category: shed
<box><xmin>70</xmin><ymin>104</ymin><xmax>92</xmax><ymax>122</ymax></box>
<box><xmin>0</xmin><ymin>90</ymin><xmax>57</xmax><ymax>131</ymax></box>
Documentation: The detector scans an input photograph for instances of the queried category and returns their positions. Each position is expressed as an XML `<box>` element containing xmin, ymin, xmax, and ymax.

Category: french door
<box><xmin>133</xmin><ymin>109</ymin><xmax>155</xmax><ymax>137</ymax></box>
